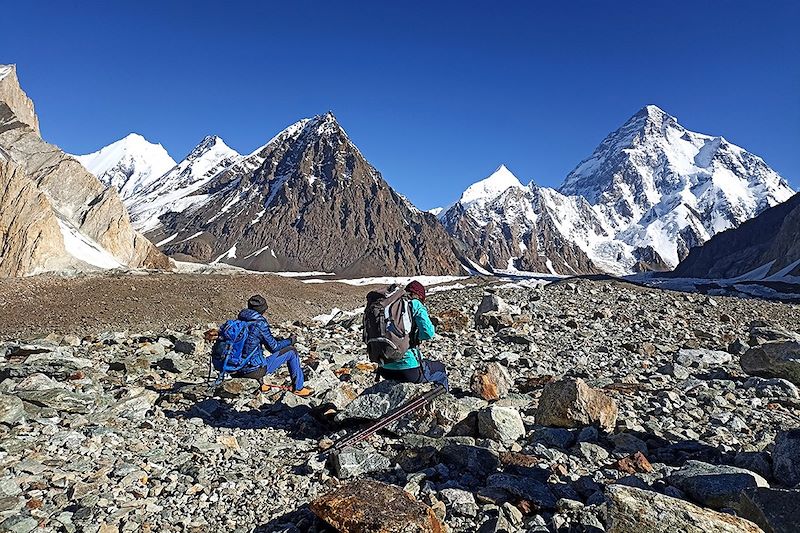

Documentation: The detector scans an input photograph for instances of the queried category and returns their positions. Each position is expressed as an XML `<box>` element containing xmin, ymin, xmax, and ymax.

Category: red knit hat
<box><xmin>406</xmin><ymin>280</ymin><xmax>426</xmax><ymax>302</ymax></box>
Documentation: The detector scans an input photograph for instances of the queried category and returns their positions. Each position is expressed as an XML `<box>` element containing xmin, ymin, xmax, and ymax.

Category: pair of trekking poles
<box><xmin>330</xmin><ymin>384</ymin><xmax>447</xmax><ymax>452</ymax></box>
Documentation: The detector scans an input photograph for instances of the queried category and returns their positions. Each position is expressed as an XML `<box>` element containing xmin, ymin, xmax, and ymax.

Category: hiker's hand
<box><xmin>289</xmin><ymin>335</ymin><xmax>297</xmax><ymax>345</ymax></box>
<box><xmin>204</xmin><ymin>328</ymin><xmax>219</xmax><ymax>342</ymax></box>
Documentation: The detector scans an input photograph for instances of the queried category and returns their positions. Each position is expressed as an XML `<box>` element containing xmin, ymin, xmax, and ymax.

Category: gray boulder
<box><xmin>335</xmin><ymin>380</ymin><xmax>471</xmax><ymax>437</ymax></box>
<box><xmin>739</xmin><ymin>487</ymin><xmax>800</xmax><ymax>533</ymax></box>
<box><xmin>438</xmin><ymin>488</ymin><xmax>478</xmax><ymax>517</ymax></box>
<box><xmin>15</xmin><ymin>389</ymin><xmax>95</xmax><ymax>414</ymax></box>
<box><xmin>0</xmin><ymin>395</ymin><xmax>24</xmax><ymax>426</ymax></box>
<box><xmin>743</xmin><ymin>376</ymin><xmax>800</xmax><ymax>399</ymax></box>
<box><xmin>667</xmin><ymin>460</ymin><xmax>769</xmax><ymax>510</ymax></box>
<box><xmin>605</xmin><ymin>485</ymin><xmax>763</xmax><ymax>533</ymax></box>
<box><xmin>741</xmin><ymin>341</ymin><xmax>800</xmax><ymax>386</ymax></box>
<box><xmin>772</xmin><ymin>429</ymin><xmax>800</xmax><ymax>487</ymax></box>
<box><xmin>477</xmin><ymin>406</ymin><xmax>525</xmax><ymax>445</ymax></box>
<box><xmin>335</xmin><ymin>380</ymin><xmax>423</xmax><ymax>422</ymax></box>
<box><xmin>330</xmin><ymin>446</ymin><xmax>391</xmax><ymax>479</ymax></box>
<box><xmin>440</xmin><ymin>444</ymin><xmax>500</xmax><ymax>478</ymax></box>
<box><xmin>676</xmin><ymin>348</ymin><xmax>732</xmax><ymax>368</ymax></box>
<box><xmin>485</xmin><ymin>473</ymin><xmax>557</xmax><ymax>510</ymax></box>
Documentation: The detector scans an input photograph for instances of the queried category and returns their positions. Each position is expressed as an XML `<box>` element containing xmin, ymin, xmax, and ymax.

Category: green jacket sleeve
<box><xmin>411</xmin><ymin>299</ymin><xmax>435</xmax><ymax>341</ymax></box>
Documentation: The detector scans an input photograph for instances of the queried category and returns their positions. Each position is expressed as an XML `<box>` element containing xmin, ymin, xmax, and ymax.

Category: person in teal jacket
<box><xmin>377</xmin><ymin>281</ymin><xmax>449</xmax><ymax>390</ymax></box>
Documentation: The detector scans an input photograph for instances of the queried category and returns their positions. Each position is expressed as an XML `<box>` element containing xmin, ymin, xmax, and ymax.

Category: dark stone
<box><xmin>739</xmin><ymin>487</ymin><xmax>800</xmax><ymax>533</ymax></box>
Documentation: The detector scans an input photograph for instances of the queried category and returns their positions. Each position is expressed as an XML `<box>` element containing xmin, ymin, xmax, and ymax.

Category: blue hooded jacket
<box><xmin>238</xmin><ymin>308</ymin><xmax>292</xmax><ymax>367</ymax></box>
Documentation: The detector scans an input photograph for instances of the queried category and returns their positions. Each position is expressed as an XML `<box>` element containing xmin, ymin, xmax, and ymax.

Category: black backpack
<box><xmin>363</xmin><ymin>285</ymin><xmax>413</xmax><ymax>363</ymax></box>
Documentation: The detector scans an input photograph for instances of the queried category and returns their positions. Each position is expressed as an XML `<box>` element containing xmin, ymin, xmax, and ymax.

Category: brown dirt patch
<box><xmin>0</xmin><ymin>273</ymin><xmax>370</xmax><ymax>339</ymax></box>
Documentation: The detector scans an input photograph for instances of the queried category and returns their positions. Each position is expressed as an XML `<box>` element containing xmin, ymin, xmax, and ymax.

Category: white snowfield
<box><xmin>0</xmin><ymin>65</ymin><xmax>12</xmax><ymax>81</ymax></box>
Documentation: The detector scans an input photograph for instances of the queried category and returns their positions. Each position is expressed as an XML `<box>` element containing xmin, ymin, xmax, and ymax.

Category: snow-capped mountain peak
<box><xmin>459</xmin><ymin>164</ymin><xmax>525</xmax><ymax>207</ymax></box>
<box><xmin>442</xmin><ymin>105</ymin><xmax>794</xmax><ymax>276</ymax></box>
<box><xmin>74</xmin><ymin>133</ymin><xmax>176</xmax><ymax>201</ymax></box>
<box><xmin>558</xmin><ymin>105</ymin><xmax>794</xmax><ymax>269</ymax></box>
<box><xmin>186</xmin><ymin>135</ymin><xmax>234</xmax><ymax>159</ymax></box>
<box><xmin>125</xmin><ymin>135</ymin><xmax>241</xmax><ymax>231</ymax></box>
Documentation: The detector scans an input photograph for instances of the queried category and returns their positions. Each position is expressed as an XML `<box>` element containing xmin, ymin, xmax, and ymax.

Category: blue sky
<box><xmin>2</xmin><ymin>1</ymin><xmax>798</xmax><ymax>209</ymax></box>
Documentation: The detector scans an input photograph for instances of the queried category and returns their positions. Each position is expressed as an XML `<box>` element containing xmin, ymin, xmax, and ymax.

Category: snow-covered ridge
<box><xmin>130</xmin><ymin>135</ymin><xmax>240</xmax><ymax>229</ymax></box>
<box><xmin>0</xmin><ymin>65</ymin><xmax>12</xmax><ymax>81</ymax></box>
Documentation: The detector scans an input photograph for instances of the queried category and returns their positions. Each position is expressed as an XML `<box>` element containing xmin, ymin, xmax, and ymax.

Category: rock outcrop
<box><xmin>674</xmin><ymin>192</ymin><xmax>800</xmax><ymax>280</ymax></box>
<box><xmin>0</xmin><ymin>64</ymin><xmax>169</xmax><ymax>276</ymax></box>
<box><xmin>0</xmin><ymin>65</ymin><xmax>38</xmax><ymax>135</ymax></box>
<box><xmin>0</xmin><ymin>157</ymin><xmax>66</xmax><ymax>276</ymax></box>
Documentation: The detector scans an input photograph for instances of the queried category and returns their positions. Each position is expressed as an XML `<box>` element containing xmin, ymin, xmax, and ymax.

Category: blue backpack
<box><xmin>209</xmin><ymin>320</ymin><xmax>258</xmax><ymax>387</ymax></box>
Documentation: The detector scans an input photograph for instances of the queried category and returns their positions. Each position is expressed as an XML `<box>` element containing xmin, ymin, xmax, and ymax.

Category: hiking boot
<box><xmin>260</xmin><ymin>383</ymin><xmax>289</xmax><ymax>393</ymax></box>
<box><xmin>292</xmin><ymin>387</ymin><xmax>314</xmax><ymax>397</ymax></box>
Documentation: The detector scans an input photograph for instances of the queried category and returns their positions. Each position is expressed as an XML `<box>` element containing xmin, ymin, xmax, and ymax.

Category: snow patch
<box><xmin>56</xmin><ymin>219</ymin><xmax>123</xmax><ymax>269</ymax></box>
<box><xmin>303</xmin><ymin>275</ymin><xmax>467</xmax><ymax>287</ymax></box>
<box><xmin>273</xmin><ymin>271</ymin><xmax>336</xmax><ymax>278</ymax></box>
<box><xmin>155</xmin><ymin>233</ymin><xmax>179</xmax><ymax>247</ymax></box>
<box><xmin>212</xmin><ymin>244</ymin><xmax>237</xmax><ymax>264</ymax></box>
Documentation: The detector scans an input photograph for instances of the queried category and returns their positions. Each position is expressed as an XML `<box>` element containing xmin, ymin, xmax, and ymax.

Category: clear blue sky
<box><xmin>3</xmin><ymin>1</ymin><xmax>798</xmax><ymax>209</ymax></box>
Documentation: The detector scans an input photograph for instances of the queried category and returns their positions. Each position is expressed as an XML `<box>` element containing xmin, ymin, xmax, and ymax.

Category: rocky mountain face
<box><xmin>0</xmin><ymin>64</ymin><xmax>39</xmax><ymax>135</ymax></box>
<box><xmin>2</xmin><ymin>278</ymin><xmax>799</xmax><ymax>531</ymax></box>
<box><xmin>441</xmin><ymin>166</ymin><xmax>607</xmax><ymax>275</ymax></box>
<box><xmin>0</xmin><ymin>64</ymin><xmax>169</xmax><ymax>276</ymax></box>
<box><xmin>0</xmin><ymin>155</ymin><xmax>66</xmax><ymax>276</ymax></box>
<box><xmin>143</xmin><ymin>113</ymin><xmax>464</xmax><ymax>276</ymax></box>
<box><xmin>444</xmin><ymin>106</ymin><xmax>794</xmax><ymax>276</ymax></box>
<box><xmin>74</xmin><ymin>133</ymin><xmax>176</xmax><ymax>203</ymax></box>
<box><xmin>673</xmin><ymin>192</ymin><xmax>800</xmax><ymax>280</ymax></box>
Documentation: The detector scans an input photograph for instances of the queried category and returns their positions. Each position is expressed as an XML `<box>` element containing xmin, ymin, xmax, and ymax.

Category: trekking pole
<box><xmin>330</xmin><ymin>385</ymin><xmax>446</xmax><ymax>452</ymax></box>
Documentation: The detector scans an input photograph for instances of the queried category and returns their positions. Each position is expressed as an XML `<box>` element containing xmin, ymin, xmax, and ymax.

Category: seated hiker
<box><xmin>372</xmin><ymin>281</ymin><xmax>449</xmax><ymax>390</ymax></box>
<box><xmin>212</xmin><ymin>294</ymin><xmax>313</xmax><ymax>397</ymax></box>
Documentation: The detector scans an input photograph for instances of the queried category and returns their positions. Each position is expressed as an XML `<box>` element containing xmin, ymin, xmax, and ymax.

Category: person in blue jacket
<box><xmin>237</xmin><ymin>295</ymin><xmax>314</xmax><ymax>397</ymax></box>
<box><xmin>376</xmin><ymin>281</ymin><xmax>449</xmax><ymax>390</ymax></box>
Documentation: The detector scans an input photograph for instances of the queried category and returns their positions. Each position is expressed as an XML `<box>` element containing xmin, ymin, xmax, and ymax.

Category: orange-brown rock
<box><xmin>470</xmin><ymin>362</ymin><xmax>513</xmax><ymax>400</ymax></box>
<box><xmin>613</xmin><ymin>452</ymin><xmax>653</xmax><ymax>474</ymax></box>
<box><xmin>535</xmin><ymin>377</ymin><xmax>618</xmax><ymax>432</ymax></box>
<box><xmin>310</xmin><ymin>479</ymin><xmax>445</xmax><ymax>533</ymax></box>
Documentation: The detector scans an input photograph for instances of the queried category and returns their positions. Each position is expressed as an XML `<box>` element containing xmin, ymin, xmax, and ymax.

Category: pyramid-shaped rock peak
<box><xmin>143</xmin><ymin>114</ymin><xmax>465</xmax><ymax>276</ymax></box>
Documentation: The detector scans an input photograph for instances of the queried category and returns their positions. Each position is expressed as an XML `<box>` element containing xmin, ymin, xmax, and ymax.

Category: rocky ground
<box><xmin>1</xmin><ymin>277</ymin><xmax>800</xmax><ymax>532</ymax></box>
